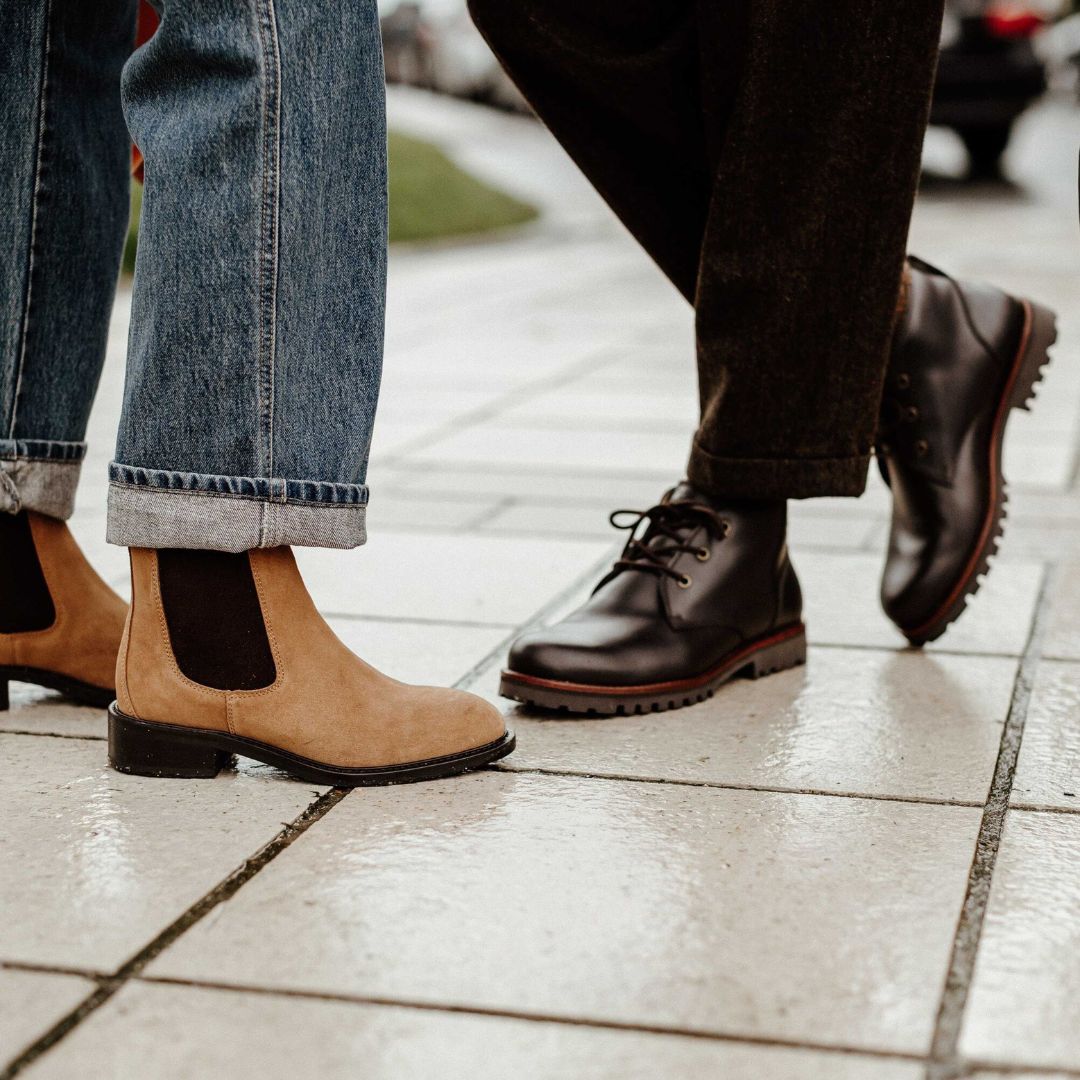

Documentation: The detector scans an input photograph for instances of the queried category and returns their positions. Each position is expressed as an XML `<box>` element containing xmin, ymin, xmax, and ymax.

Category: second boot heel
<box><xmin>108</xmin><ymin>704</ymin><xmax>232</xmax><ymax>779</ymax></box>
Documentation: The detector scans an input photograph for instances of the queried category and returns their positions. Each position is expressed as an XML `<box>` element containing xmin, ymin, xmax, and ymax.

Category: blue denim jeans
<box><xmin>1</xmin><ymin>0</ymin><xmax>386</xmax><ymax>550</ymax></box>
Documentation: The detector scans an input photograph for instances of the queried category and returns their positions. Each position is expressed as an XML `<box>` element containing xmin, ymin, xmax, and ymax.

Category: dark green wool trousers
<box><xmin>468</xmin><ymin>0</ymin><xmax>946</xmax><ymax>499</ymax></box>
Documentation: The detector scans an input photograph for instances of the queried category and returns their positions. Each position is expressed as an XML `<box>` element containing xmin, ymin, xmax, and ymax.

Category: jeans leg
<box><xmin>0</xmin><ymin>0</ymin><xmax>135</xmax><ymax>520</ymax></box>
<box><xmin>108</xmin><ymin>0</ymin><xmax>387</xmax><ymax>552</ymax></box>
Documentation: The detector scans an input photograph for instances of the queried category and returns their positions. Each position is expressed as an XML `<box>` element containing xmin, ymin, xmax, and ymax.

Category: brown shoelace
<box><xmin>607</xmin><ymin>493</ymin><xmax>731</xmax><ymax>586</ymax></box>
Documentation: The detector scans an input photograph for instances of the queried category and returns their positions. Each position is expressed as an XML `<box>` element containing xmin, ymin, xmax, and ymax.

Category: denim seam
<box><xmin>253</xmin><ymin>0</ymin><xmax>282</xmax><ymax>481</ymax></box>
<box><xmin>107</xmin><ymin>481</ymin><xmax>366</xmax><ymax>510</ymax></box>
<box><xmin>10</xmin><ymin>0</ymin><xmax>53</xmax><ymax>440</ymax></box>
<box><xmin>0</xmin><ymin>456</ymin><xmax>80</xmax><ymax>466</ymax></box>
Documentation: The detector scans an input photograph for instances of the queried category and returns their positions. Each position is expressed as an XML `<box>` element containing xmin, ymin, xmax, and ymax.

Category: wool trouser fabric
<box><xmin>468</xmin><ymin>0</ymin><xmax>945</xmax><ymax>499</ymax></box>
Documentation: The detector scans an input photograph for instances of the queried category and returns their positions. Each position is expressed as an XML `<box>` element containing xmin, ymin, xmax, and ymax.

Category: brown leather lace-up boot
<box><xmin>0</xmin><ymin>511</ymin><xmax>127</xmax><ymax>709</ymax></box>
<box><xmin>878</xmin><ymin>258</ymin><xmax>1057</xmax><ymax>645</ymax></box>
<box><xmin>108</xmin><ymin>546</ymin><xmax>514</xmax><ymax>786</ymax></box>
<box><xmin>500</xmin><ymin>484</ymin><xmax>805</xmax><ymax>716</ymax></box>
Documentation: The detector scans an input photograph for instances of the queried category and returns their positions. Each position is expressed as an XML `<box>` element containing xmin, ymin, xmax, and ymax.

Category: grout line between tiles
<box><xmin>1</xmin><ymin>960</ymin><xmax>107</xmax><ymax>983</ymax></box>
<box><xmin>959</xmin><ymin>1061</ymin><xmax>1080</xmax><ymax>1078</ymax></box>
<box><xmin>12</xmin><ymin>959</ymin><xmax>1077</xmax><ymax>1075</ymax></box>
<box><xmin>128</xmin><ymin>974</ymin><xmax>932</xmax><ymax>1065</ymax></box>
<box><xmin>0</xmin><ymin>788</ymin><xmax>348</xmax><ymax>1080</ymax></box>
<box><xmin>1007</xmin><ymin>801</ymin><xmax>1080</xmax><ymax>816</ymax></box>
<box><xmin>0</xmin><ymin>729</ymin><xmax>105</xmax><ymax>742</ymax></box>
<box><xmin>924</xmin><ymin>562</ymin><xmax>1057</xmax><ymax>1080</ymax></box>
<box><xmin>493</xmin><ymin>764</ymin><xmax>984</xmax><ymax>809</ymax></box>
<box><xmin>460</xmin><ymin>494</ymin><xmax>518</xmax><ymax>531</ymax></box>
<box><xmin>452</xmin><ymin>543</ymin><xmax>621</xmax><ymax>691</ymax></box>
<box><xmin>378</xmin><ymin>342</ymin><xmax>631</xmax><ymax>465</ymax></box>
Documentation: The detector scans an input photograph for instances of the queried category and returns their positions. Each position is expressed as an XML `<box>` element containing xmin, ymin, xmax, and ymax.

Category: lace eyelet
<box><xmin>896</xmin><ymin>373</ymin><xmax>911</xmax><ymax>390</ymax></box>
<box><xmin>916</xmin><ymin>439</ymin><xmax>929</xmax><ymax>457</ymax></box>
<box><xmin>721</xmin><ymin>520</ymin><xmax>732</xmax><ymax>538</ymax></box>
<box><xmin>696</xmin><ymin>547</ymin><xmax>710</xmax><ymax>562</ymax></box>
<box><xmin>904</xmin><ymin>405</ymin><xmax>919</xmax><ymax>422</ymax></box>
<box><xmin>678</xmin><ymin>575</ymin><xmax>693</xmax><ymax>589</ymax></box>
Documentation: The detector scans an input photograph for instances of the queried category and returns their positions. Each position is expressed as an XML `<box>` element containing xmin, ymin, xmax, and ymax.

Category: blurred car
<box><xmin>381</xmin><ymin>2</ymin><xmax>526</xmax><ymax>111</ymax></box>
<box><xmin>382</xmin><ymin>0</ymin><xmax>1064</xmax><ymax>172</ymax></box>
<box><xmin>932</xmin><ymin>0</ymin><xmax>1061</xmax><ymax>176</ymax></box>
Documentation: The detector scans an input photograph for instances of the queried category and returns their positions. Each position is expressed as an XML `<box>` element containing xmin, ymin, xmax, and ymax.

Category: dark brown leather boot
<box><xmin>500</xmin><ymin>485</ymin><xmax>806</xmax><ymax>715</ymax></box>
<box><xmin>878</xmin><ymin>257</ymin><xmax>1057</xmax><ymax>645</ymax></box>
<box><xmin>0</xmin><ymin>511</ymin><xmax>127</xmax><ymax>708</ymax></box>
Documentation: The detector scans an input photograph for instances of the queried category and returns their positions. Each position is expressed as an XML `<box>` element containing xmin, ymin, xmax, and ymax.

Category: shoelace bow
<box><xmin>607</xmin><ymin>495</ymin><xmax>731</xmax><ymax>586</ymax></box>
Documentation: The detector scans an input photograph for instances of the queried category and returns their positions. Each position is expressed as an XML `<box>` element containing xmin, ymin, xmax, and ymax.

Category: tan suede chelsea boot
<box><xmin>108</xmin><ymin>546</ymin><xmax>515</xmax><ymax>786</ymax></box>
<box><xmin>0</xmin><ymin>510</ymin><xmax>127</xmax><ymax>709</ymax></box>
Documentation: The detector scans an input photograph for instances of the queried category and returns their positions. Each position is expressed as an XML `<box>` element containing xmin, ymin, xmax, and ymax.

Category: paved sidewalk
<box><xmin>3</xmin><ymin>89</ymin><xmax>1080</xmax><ymax>1079</ymax></box>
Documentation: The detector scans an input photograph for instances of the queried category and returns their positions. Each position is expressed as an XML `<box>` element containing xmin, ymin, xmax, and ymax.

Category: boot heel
<box><xmin>0</xmin><ymin>679</ymin><xmax>8</xmax><ymax>711</ymax></box>
<box><xmin>747</xmin><ymin>627</ymin><xmax>807</xmax><ymax>680</ymax></box>
<box><xmin>1010</xmin><ymin>301</ymin><xmax>1057</xmax><ymax>413</ymax></box>
<box><xmin>108</xmin><ymin>704</ymin><xmax>229</xmax><ymax>779</ymax></box>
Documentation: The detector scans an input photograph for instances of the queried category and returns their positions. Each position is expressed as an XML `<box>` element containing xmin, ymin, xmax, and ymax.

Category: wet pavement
<box><xmin>3</xmin><ymin>89</ymin><xmax>1079</xmax><ymax>1078</ymax></box>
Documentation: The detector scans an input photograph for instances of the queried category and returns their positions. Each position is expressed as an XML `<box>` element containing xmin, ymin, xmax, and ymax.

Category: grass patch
<box><xmin>387</xmin><ymin>131</ymin><xmax>537</xmax><ymax>243</ymax></box>
<box><xmin>123</xmin><ymin>131</ymin><xmax>536</xmax><ymax>273</ymax></box>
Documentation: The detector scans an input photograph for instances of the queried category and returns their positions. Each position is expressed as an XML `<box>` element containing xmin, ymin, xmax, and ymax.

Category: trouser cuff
<box><xmin>688</xmin><ymin>439</ymin><xmax>871</xmax><ymax>501</ymax></box>
<box><xmin>106</xmin><ymin>464</ymin><xmax>368</xmax><ymax>551</ymax></box>
<box><xmin>0</xmin><ymin>440</ymin><xmax>86</xmax><ymax>519</ymax></box>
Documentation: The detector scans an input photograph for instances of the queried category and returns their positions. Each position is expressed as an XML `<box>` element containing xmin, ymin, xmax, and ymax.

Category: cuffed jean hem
<box><xmin>688</xmin><ymin>440</ymin><xmax>871</xmax><ymax>501</ymax></box>
<box><xmin>106</xmin><ymin>464</ymin><xmax>369</xmax><ymax>552</ymax></box>
<box><xmin>0</xmin><ymin>440</ymin><xmax>86</xmax><ymax>520</ymax></box>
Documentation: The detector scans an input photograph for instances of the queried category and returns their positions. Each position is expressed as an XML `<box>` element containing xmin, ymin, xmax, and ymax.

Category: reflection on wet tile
<box><xmin>0</xmin><ymin>682</ymin><xmax>107</xmax><ymax>739</ymax></box>
<box><xmin>0</xmin><ymin>734</ymin><xmax>323</xmax><ymax>971</ymax></box>
<box><xmin>23</xmin><ymin>981</ymin><xmax>924</xmax><ymax>1080</ymax></box>
<box><xmin>797</xmin><ymin>552</ymin><xmax>1043</xmax><ymax>656</ymax></box>
<box><xmin>477</xmin><ymin>648</ymin><xmax>1014</xmax><ymax>803</ymax></box>
<box><xmin>150</xmin><ymin>773</ymin><xmax>978</xmax><ymax>1054</ymax></box>
<box><xmin>961</xmin><ymin>810</ymin><xmax>1080</xmax><ymax>1070</ymax></box>
<box><xmin>0</xmin><ymin>969</ymin><xmax>94</xmax><ymax>1066</ymax></box>
<box><xmin>1011</xmin><ymin>660</ymin><xmax>1080</xmax><ymax>810</ymax></box>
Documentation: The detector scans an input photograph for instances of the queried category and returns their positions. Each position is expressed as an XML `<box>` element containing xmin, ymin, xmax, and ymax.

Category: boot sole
<box><xmin>499</xmin><ymin>623</ymin><xmax>807</xmax><ymax>716</ymax></box>
<box><xmin>0</xmin><ymin>666</ymin><xmax>114</xmax><ymax>711</ymax></box>
<box><xmin>108</xmin><ymin>704</ymin><xmax>516</xmax><ymax>786</ymax></box>
<box><xmin>900</xmin><ymin>299</ymin><xmax>1057</xmax><ymax>646</ymax></box>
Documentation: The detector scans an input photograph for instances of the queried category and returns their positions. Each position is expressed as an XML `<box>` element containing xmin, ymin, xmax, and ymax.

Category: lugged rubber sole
<box><xmin>499</xmin><ymin>623</ymin><xmax>807</xmax><ymax>717</ymax></box>
<box><xmin>900</xmin><ymin>299</ymin><xmax>1057</xmax><ymax>647</ymax></box>
<box><xmin>108</xmin><ymin>704</ymin><xmax>516</xmax><ymax>787</ymax></box>
<box><xmin>0</xmin><ymin>666</ymin><xmax>114</xmax><ymax>711</ymax></box>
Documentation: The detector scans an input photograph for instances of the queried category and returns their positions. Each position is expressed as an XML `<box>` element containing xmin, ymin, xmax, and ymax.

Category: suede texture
<box><xmin>469</xmin><ymin>0</ymin><xmax>945</xmax><ymax>499</ymax></box>
<box><xmin>0</xmin><ymin>513</ymin><xmax>127</xmax><ymax>691</ymax></box>
<box><xmin>118</xmin><ymin>547</ymin><xmax>506</xmax><ymax>768</ymax></box>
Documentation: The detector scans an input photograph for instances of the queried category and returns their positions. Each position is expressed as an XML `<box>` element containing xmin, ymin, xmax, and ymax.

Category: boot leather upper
<box><xmin>507</xmin><ymin>487</ymin><xmax>802</xmax><ymax>687</ymax></box>
<box><xmin>0</xmin><ymin>513</ymin><xmax>127</xmax><ymax>692</ymax></box>
<box><xmin>117</xmin><ymin>546</ymin><xmax>506</xmax><ymax>768</ymax></box>
<box><xmin>879</xmin><ymin>260</ymin><xmax>1025</xmax><ymax>633</ymax></box>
